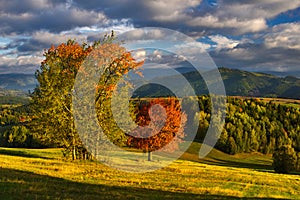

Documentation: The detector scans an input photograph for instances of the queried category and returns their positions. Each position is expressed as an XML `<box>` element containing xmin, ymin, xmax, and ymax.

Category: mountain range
<box><xmin>1</xmin><ymin>68</ymin><xmax>300</xmax><ymax>99</ymax></box>
<box><xmin>134</xmin><ymin>67</ymin><xmax>300</xmax><ymax>99</ymax></box>
<box><xmin>0</xmin><ymin>74</ymin><xmax>36</xmax><ymax>93</ymax></box>
<box><xmin>219</xmin><ymin>68</ymin><xmax>300</xmax><ymax>99</ymax></box>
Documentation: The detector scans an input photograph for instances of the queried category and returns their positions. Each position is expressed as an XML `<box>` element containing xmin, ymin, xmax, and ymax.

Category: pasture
<box><xmin>0</xmin><ymin>143</ymin><xmax>299</xmax><ymax>199</ymax></box>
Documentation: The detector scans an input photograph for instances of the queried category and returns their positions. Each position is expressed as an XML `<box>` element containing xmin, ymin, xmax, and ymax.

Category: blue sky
<box><xmin>1</xmin><ymin>0</ymin><xmax>300</xmax><ymax>76</ymax></box>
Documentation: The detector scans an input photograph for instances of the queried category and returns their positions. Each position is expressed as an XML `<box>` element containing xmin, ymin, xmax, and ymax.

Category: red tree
<box><xmin>127</xmin><ymin>98</ymin><xmax>187</xmax><ymax>161</ymax></box>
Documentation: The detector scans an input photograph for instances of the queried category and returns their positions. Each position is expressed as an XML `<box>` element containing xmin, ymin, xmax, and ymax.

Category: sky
<box><xmin>1</xmin><ymin>0</ymin><xmax>300</xmax><ymax>76</ymax></box>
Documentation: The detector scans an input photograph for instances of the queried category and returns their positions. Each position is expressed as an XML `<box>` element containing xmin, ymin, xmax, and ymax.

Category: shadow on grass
<box><xmin>0</xmin><ymin>168</ymin><xmax>277</xmax><ymax>200</ymax></box>
<box><xmin>181</xmin><ymin>152</ymin><xmax>273</xmax><ymax>172</ymax></box>
<box><xmin>182</xmin><ymin>142</ymin><xmax>273</xmax><ymax>172</ymax></box>
<box><xmin>0</xmin><ymin>148</ymin><xmax>52</xmax><ymax>160</ymax></box>
<box><xmin>199</xmin><ymin>158</ymin><xmax>273</xmax><ymax>172</ymax></box>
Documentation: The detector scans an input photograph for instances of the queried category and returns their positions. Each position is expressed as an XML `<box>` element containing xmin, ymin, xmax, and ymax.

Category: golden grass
<box><xmin>0</xmin><ymin>147</ymin><xmax>299</xmax><ymax>199</ymax></box>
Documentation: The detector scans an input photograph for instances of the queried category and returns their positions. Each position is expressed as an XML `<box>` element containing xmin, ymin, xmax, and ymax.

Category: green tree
<box><xmin>296</xmin><ymin>152</ymin><xmax>300</xmax><ymax>172</ymax></box>
<box><xmin>216</xmin><ymin>129</ymin><xmax>228</xmax><ymax>151</ymax></box>
<box><xmin>227</xmin><ymin>136</ymin><xmax>237</xmax><ymax>155</ymax></box>
<box><xmin>31</xmin><ymin>39</ymin><xmax>92</xmax><ymax>160</ymax></box>
<box><xmin>30</xmin><ymin>32</ymin><xmax>143</xmax><ymax>160</ymax></box>
<box><xmin>273</xmin><ymin>145</ymin><xmax>297</xmax><ymax>174</ymax></box>
<box><xmin>2</xmin><ymin>125</ymin><xmax>30</xmax><ymax>147</ymax></box>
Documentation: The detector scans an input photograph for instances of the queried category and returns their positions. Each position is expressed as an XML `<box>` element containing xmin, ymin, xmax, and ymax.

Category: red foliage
<box><xmin>127</xmin><ymin>98</ymin><xmax>187</xmax><ymax>153</ymax></box>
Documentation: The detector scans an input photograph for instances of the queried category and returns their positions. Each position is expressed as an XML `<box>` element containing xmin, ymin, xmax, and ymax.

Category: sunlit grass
<box><xmin>0</xmin><ymin>145</ymin><xmax>299</xmax><ymax>199</ymax></box>
<box><xmin>232</xmin><ymin>96</ymin><xmax>300</xmax><ymax>108</ymax></box>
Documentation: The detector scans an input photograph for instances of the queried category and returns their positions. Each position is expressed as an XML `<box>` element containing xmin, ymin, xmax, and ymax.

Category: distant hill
<box><xmin>133</xmin><ymin>67</ymin><xmax>300</xmax><ymax>99</ymax></box>
<box><xmin>0</xmin><ymin>74</ymin><xmax>37</xmax><ymax>92</ymax></box>
<box><xmin>261</xmin><ymin>70</ymin><xmax>300</xmax><ymax>78</ymax></box>
<box><xmin>0</xmin><ymin>74</ymin><xmax>36</xmax><ymax>104</ymax></box>
<box><xmin>219</xmin><ymin>68</ymin><xmax>300</xmax><ymax>99</ymax></box>
<box><xmin>1</xmin><ymin>68</ymin><xmax>300</xmax><ymax>99</ymax></box>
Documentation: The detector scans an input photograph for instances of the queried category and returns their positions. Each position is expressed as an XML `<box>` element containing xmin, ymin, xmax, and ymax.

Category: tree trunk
<box><xmin>148</xmin><ymin>151</ymin><xmax>152</xmax><ymax>161</ymax></box>
<box><xmin>72</xmin><ymin>145</ymin><xmax>76</xmax><ymax>160</ymax></box>
<box><xmin>72</xmin><ymin>136</ymin><xmax>76</xmax><ymax>160</ymax></box>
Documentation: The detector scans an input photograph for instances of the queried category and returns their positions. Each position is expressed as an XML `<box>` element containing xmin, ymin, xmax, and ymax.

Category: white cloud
<box><xmin>132</xmin><ymin>50</ymin><xmax>146</xmax><ymax>62</ymax></box>
<box><xmin>189</xmin><ymin>0</ymin><xmax>300</xmax><ymax>34</ymax></box>
<box><xmin>1</xmin><ymin>0</ymin><xmax>300</xmax><ymax>75</ymax></box>
<box><xmin>0</xmin><ymin>2</ymin><xmax>109</xmax><ymax>35</ymax></box>
<box><xmin>172</xmin><ymin>41</ymin><xmax>212</xmax><ymax>67</ymax></box>
<box><xmin>264</xmin><ymin>23</ymin><xmax>300</xmax><ymax>50</ymax></box>
<box><xmin>0</xmin><ymin>54</ymin><xmax>42</xmax><ymax>66</ymax></box>
<box><xmin>67</xmin><ymin>7</ymin><xmax>107</xmax><ymax>25</ymax></box>
<box><xmin>174</xmin><ymin>41</ymin><xmax>211</xmax><ymax>52</ymax></box>
<box><xmin>32</xmin><ymin>31</ymin><xmax>87</xmax><ymax>45</ymax></box>
<box><xmin>188</xmin><ymin>15</ymin><xmax>267</xmax><ymax>34</ymax></box>
<box><xmin>144</xmin><ymin>0</ymin><xmax>201</xmax><ymax>22</ymax></box>
<box><xmin>209</xmin><ymin>35</ymin><xmax>239</xmax><ymax>50</ymax></box>
<box><xmin>223</xmin><ymin>47</ymin><xmax>256</xmax><ymax>61</ymax></box>
<box><xmin>125</xmin><ymin>29</ymin><xmax>166</xmax><ymax>40</ymax></box>
<box><xmin>0</xmin><ymin>53</ymin><xmax>43</xmax><ymax>73</ymax></box>
<box><xmin>219</xmin><ymin>0</ymin><xmax>300</xmax><ymax>19</ymax></box>
<box><xmin>16</xmin><ymin>55</ymin><xmax>42</xmax><ymax>66</ymax></box>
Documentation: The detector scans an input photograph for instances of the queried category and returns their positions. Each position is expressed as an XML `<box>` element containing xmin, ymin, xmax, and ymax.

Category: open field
<box><xmin>231</xmin><ymin>96</ymin><xmax>300</xmax><ymax>108</ymax></box>
<box><xmin>1</xmin><ymin>143</ymin><xmax>300</xmax><ymax>199</ymax></box>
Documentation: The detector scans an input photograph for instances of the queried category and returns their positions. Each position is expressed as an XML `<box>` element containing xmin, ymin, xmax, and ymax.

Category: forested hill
<box><xmin>1</xmin><ymin>68</ymin><xmax>300</xmax><ymax>99</ymax></box>
<box><xmin>133</xmin><ymin>68</ymin><xmax>300</xmax><ymax>99</ymax></box>
<box><xmin>0</xmin><ymin>74</ymin><xmax>36</xmax><ymax>92</ymax></box>
<box><xmin>219</xmin><ymin>68</ymin><xmax>300</xmax><ymax>99</ymax></box>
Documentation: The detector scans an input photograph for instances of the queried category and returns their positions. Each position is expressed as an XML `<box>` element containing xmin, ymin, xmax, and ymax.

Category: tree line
<box><xmin>192</xmin><ymin>95</ymin><xmax>300</xmax><ymax>173</ymax></box>
<box><xmin>0</xmin><ymin>104</ymin><xmax>41</xmax><ymax>148</ymax></box>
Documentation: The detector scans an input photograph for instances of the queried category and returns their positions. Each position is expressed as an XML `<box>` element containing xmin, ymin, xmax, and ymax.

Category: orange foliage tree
<box><xmin>31</xmin><ymin>32</ymin><xmax>144</xmax><ymax>160</ymax></box>
<box><xmin>127</xmin><ymin>98</ymin><xmax>187</xmax><ymax>161</ymax></box>
<box><xmin>31</xmin><ymin>39</ymin><xmax>92</xmax><ymax>160</ymax></box>
<box><xmin>93</xmin><ymin>43</ymin><xmax>144</xmax><ymax>147</ymax></box>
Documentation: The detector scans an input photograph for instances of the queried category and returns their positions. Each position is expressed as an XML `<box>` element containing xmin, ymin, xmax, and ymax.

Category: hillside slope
<box><xmin>0</xmin><ymin>74</ymin><xmax>36</xmax><ymax>92</ymax></box>
<box><xmin>133</xmin><ymin>67</ymin><xmax>300</xmax><ymax>99</ymax></box>
<box><xmin>1</xmin><ymin>68</ymin><xmax>300</xmax><ymax>99</ymax></box>
<box><xmin>219</xmin><ymin>68</ymin><xmax>300</xmax><ymax>99</ymax></box>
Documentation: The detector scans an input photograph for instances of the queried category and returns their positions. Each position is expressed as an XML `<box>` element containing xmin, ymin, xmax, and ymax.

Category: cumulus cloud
<box><xmin>0</xmin><ymin>1</ymin><xmax>108</xmax><ymax>35</ymax></box>
<box><xmin>144</xmin><ymin>0</ymin><xmax>200</xmax><ymax>22</ymax></box>
<box><xmin>0</xmin><ymin>54</ymin><xmax>43</xmax><ymax>74</ymax></box>
<box><xmin>73</xmin><ymin>0</ymin><xmax>201</xmax><ymax>22</ymax></box>
<box><xmin>209</xmin><ymin>35</ymin><xmax>239</xmax><ymax>50</ymax></box>
<box><xmin>2</xmin><ymin>0</ymin><xmax>300</xmax><ymax>37</ymax></box>
<box><xmin>73</xmin><ymin>0</ymin><xmax>300</xmax><ymax>35</ymax></box>
<box><xmin>0</xmin><ymin>30</ymin><xmax>87</xmax><ymax>55</ymax></box>
<box><xmin>211</xmin><ymin>40</ymin><xmax>300</xmax><ymax>74</ymax></box>
<box><xmin>132</xmin><ymin>50</ymin><xmax>147</xmax><ymax>62</ymax></box>
<box><xmin>1</xmin><ymin>0</ymin><xmax>300</xmax><ymax>75</ymax></box>
<box><xmin>264</xmin><ymin>23</ymin><xmax>300</xmax><ymax>50</ymax></box>
<box><xmin>188</xmin><ymin>16</ymin><xmax>267</xmax><ymax>34</ymax></box>
<box><xmin>217</xmin><ymin>0</ymin><xmax>300</xmax><ymax>19</ymax></box>
<box><xmin>0</xmin><ymin>0</ymin><xmax>55</xmax><ymax>14</ymax></box>
<box><xmin>120</xmin><ymin>28</ymin><xmax>168</xmax><ymax>41</ymax></box>
<box><xmin>174</xmin><ymin>41</ymin><xmax>211</xmax><ymax>53</ymax></box>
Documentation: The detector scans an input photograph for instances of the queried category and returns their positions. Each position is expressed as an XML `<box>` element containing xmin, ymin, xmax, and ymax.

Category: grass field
<box><xmin>0</xmin><ymin>143</ymin><xmax>300</xmax><ymax>199</ymax></box>
<box><xmin>231</xmin><ymin>96</ymin><xmax>300</xmax><ymax>108</ymax></box>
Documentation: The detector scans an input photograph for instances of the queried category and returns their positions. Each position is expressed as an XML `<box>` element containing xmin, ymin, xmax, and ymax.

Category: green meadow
<box><xmin>1</xmin><ymin>143</ymin><xmax>299</xmax><ymax>199</ymax></box>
